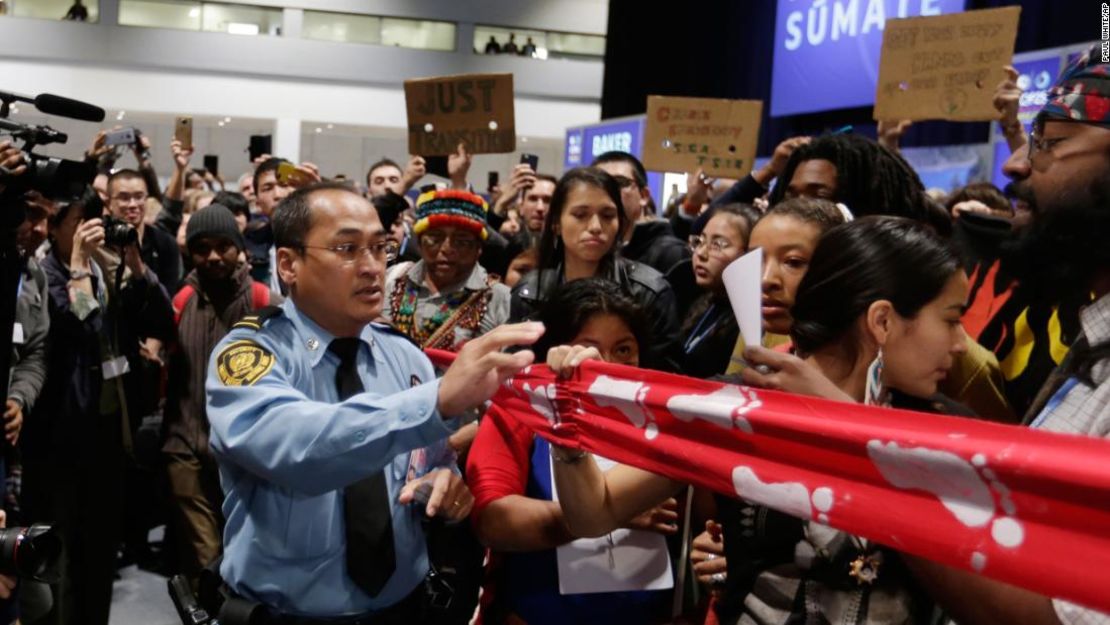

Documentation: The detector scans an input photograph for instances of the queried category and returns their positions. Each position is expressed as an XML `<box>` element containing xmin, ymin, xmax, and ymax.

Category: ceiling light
<box><xmin>227</xmin><ymin>22</ymin><xmax>260</xmax><ymax>36</ymax></box>
<box><xmin>188</xmin><ymin>8</ymin><xmax>200</xmax><ymax>18</ymax></box>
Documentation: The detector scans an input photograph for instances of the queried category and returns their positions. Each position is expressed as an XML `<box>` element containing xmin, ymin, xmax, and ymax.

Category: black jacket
<box><xmin>141</xmin><ymin>224</ymin><xmax>183</xmax><ymax>295</ymax></box>
<box><xmin>28</xmin><ymin>252</ymin><xmax>173</xmax><ymax>460</ymax></box>
<box><xmin>622</xmin><ymin>220</ymin><xmax>689</xmax><ymax>277</ymax></box>
<box><xmin>244</xmin><ymin>216</ymin><xmax>274</xmax><ymax>285</ymax></box>
<box><xmin>509</xmin><ymin>257</ymin><xmax>681</xmax><ymax>371</ymax></box>
<box><xmin>679</xmin><ymin>294</ymin><xmax>739</xmax><ymax>379</ymax></box>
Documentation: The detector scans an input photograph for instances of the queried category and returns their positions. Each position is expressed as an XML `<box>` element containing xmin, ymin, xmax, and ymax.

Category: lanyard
<box><xmin>684</xmin><ymin>303</ymin><xmax>722</xmax><ymax>354</ymax></box>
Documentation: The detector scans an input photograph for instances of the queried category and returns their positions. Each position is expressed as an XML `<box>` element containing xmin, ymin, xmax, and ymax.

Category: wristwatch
<box><xmin>68</xmin><ymin>268</ymin><xmax>91</xmax><ymax>280</ymax></box>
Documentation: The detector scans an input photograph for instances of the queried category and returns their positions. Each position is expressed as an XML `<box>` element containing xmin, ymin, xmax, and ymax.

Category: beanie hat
<box><xmin>186</xmin><ymin>204</ymin><xmax>245</xmax><ymax>252</ymax></box>
<box><xmin>413</xmin><ymin>189</ymin><xmax>489</xmax><ymax>240</ymax></box>
<box><xmin>1038</xmin><ymin>44</ymin><xmax>1110</xmax><ymax>127</ymax></box>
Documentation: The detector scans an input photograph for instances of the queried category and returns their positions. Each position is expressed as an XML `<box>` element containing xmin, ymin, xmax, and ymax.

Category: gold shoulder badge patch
<box><xmin>217</xmin><ymin>340</ymin><xmax>276</xmax><ymax>386</ymax></box>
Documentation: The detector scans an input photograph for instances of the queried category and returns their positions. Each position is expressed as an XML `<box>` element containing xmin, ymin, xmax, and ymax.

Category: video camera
<box><xmin>0</xmin><ymin>90</ymin><xmax>102</xmax><ymax>203</ymax></box>
<box><xmin>0</xmin><ymin>525</ymin><xmax>62</xmax><ymax>584</ymax></box>
<box><xmin>0</xmin><ymin>91</ymin><xmax>104</xmax><ymax>588</ymax></box>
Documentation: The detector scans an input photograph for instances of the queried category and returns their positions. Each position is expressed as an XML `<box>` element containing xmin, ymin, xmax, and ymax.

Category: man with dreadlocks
<box><xmin>766</xmin><ymin>132</ymin><xmax>951</xmax><ymax>232</ymax></box>
<box><xmin>901</xmin><ymin>45</ymin><xmax>1110</xmax><ymax>625</ymax></box>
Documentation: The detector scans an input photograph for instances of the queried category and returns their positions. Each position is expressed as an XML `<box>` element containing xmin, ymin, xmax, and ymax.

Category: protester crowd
<box><xmin>1</xmin><ymin>44</ymin><xmax>1108</xmax><ymax>625</ymax></box>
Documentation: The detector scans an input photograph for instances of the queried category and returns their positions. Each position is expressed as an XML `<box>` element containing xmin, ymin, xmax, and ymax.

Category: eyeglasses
<box><xmin>302</xmin><ymin>240</ymin><xmax>399</xmax><ymax>263</ymax></box>
<box><xmin>1027</xmin><ymin>118</ymin><xmax>1110</xmax><ymax>163</ymax></box>
<box><xmin>688</xmin><ymin>234</ymin><xmax>734</xmax><ymax>255</ymax></box>
<box><xmin>111</xmin><ymin>193</ymin><xmax>147</xmax><ymax>204</ymax></box>
<box><xmin>610</xmin><ymin>175</ymin><xmax>640</xmax><ymax>190</ymax></box>
<box><xmin>419</xmin><ymin>233</ymin><xmax>481</xmax><ymax>252</ymax></box>
<box><xmin>1027</xmin><ymin>120</ymin><xmax>1058</xmax><ymax>163</ymax></box>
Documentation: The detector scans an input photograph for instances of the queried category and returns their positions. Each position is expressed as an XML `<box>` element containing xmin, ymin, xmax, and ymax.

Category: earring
<box><xmin>864</xmin><ymin>347</ymin><xmax>889</xmax><ymax>407</ymax></box>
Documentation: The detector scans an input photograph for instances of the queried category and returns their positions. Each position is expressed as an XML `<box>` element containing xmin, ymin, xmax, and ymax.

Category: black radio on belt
<box><xmin>423</xmin><ymin>561</ymin><xmax>455</xmax><ymax>612</ymax></box>
<box><xmin>168</xmin><ymin>574</ymin><xmax>218</xmax><ymax>625</ymax></box>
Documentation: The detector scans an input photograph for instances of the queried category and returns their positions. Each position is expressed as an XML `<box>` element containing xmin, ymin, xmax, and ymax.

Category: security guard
<box><xmin>205</xmin><ymin>181</ymin><xmax>543</xmax><ymax>621</ymax></box>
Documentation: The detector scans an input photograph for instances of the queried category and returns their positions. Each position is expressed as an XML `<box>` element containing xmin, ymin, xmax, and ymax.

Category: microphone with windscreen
<box><xmin>0</xmin><ymin>90</ymin><xmax>105</xmax><ymax>122</ymax></box>
<box><xmin>0</xmin><ymin>90</ymin><xmax>102</xmax><ymax>201</ymax></box>
<box><xmin>33</xmin><ymin>93</ymin><xmax>105</xmax><ymax>122</ymax></box>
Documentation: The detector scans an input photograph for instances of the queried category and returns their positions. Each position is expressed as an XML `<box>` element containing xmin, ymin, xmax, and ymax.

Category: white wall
<box><xmin>0</xmin><ymin>0</ymin><xmax>603</xmax><ymax>174</ymax></box>
<box><xmin>211</xmin><ymin>0</ymin><xmax>609</xmax><ymax>35</ymax></box>
<box><xmin>0</xmin><ymin>60</ymin><xmax>599</xmax><ymax>139</ymax></box>
<box><xmin>300</xmin><ymin>125</ymin><xmax>565</xmax><ymax>185</ymax></box>
<box><xmin>1</xmin><ymin>59</ymin><xmax>589</xmax><ymax>181</ymax></box>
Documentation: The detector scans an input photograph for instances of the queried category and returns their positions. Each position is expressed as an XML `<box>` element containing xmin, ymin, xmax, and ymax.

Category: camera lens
<box><xmin>0</xmin><ymin>525</ymin><xmax>61</xmax><ymax>583</ymax></box>
<box><xmin>103</xmin><ymin>216</ymin><xmax>138</xmax><ymax>247</ymax></box>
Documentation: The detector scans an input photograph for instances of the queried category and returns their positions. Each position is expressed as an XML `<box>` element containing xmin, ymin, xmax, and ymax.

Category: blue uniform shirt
<box><xmin>206</xmin><ymin>298</ymin><xmax>458</xmax><ymax>617</ymax></box>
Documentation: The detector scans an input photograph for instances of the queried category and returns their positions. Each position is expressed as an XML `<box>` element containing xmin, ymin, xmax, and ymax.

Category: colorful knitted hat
<box><xmin>413</xmin><ymin>189</ymin><xmax>489</xmax><ymax>240</ymax></box>
<box><xmin>1038</xmin><ymin>45</ymin><xmax>1110</xmax><ymax>127</ymax></box>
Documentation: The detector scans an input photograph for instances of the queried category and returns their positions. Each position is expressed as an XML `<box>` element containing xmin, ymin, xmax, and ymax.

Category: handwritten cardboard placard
<box><xmin>405</xmin><ymin>73</ymin><xmax>515</xmax><ymax>155</ymax></box>
<box><xmin>873</xmin><ymin>6</ymin><xmax>1021</xmax><ymax>122</ymax></box>
<box><xmin>642</xmin><ymin>96</ymin><xmax>763</xmax><ymax>178</ymax></box>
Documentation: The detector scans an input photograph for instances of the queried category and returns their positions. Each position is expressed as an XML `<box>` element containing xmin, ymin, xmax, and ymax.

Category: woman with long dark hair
<box><xmin>679</xmin><ymin>204</ymin><xmax>760</xmax><ymax>378</ymax></box>
<box><xmin>509</xmin><ymin>167</ymin><xmax>681</xmax><ymax>370</ymax></box>
<box><xmin>538</xmin><ymin>217</ymin><xmax>973</xmax><ymax>624</ymax></box>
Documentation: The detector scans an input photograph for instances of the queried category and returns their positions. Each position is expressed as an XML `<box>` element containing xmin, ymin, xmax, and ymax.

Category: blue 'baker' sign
<box><xmin>771</xmin><ymin>0</ymin><xmax>967</xmax><ymax>117</ymax></box>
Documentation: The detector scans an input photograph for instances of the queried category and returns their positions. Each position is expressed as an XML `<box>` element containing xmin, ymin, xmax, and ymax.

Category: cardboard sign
<box><xmin>405</xmin><ymin>73</ymin><xmax>515</xmax><ymax>155</ymax></box>
<box><xmin>873</xmin><ymin>6</ymin><xmax>1021</xmax><ymax>122</ymax></box>
<box><xmin>642</xmin><ymin>96</ymin><xmax>763</xmax><ymax>178</ymax></box>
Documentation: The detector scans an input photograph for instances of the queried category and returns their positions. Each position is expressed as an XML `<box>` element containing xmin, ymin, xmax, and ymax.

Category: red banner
<box><xmin>427</xmin><ymin>349</ymin><xmax>1110</xmax><ymax>613</ymax></box>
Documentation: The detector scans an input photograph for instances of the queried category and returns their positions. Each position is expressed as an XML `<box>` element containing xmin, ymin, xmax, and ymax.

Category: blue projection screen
<box><xmin>771</xmin><ymin>0</ymin><xmax>967</xmax><ymax>117</ymax></box>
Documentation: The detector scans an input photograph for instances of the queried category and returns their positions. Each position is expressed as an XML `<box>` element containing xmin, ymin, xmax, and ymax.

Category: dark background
<box><xmin>601</xmin><ymin>0</ymin><xmax>1096</xmax><ymax>154</ymax></box>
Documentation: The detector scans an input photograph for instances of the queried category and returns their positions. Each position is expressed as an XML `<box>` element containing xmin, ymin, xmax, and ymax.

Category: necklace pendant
<box><xmin>849</xmin><ymin>552</ymin><xmax>882</xmax><ymax>586</ymax></box>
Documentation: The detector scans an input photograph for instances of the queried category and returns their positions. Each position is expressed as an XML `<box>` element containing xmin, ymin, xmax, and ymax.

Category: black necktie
<box><xmin>329</xmin><ymin>338</ymin><xmax>396</xmax><ymax>596</ymax></box>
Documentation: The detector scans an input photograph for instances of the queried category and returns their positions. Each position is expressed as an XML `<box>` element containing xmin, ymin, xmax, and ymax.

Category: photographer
<box><xmin>0</xmin><ymin>147</ymin><xmax>47</xmax><ymax>625</ymax></box>
<box><xmin>20</xmin><ymin>188</ymin><xmax>173</xmax><ymax>625</ymax></box>
<box><xmin>7</xmin><ymin>187</ymin><xmax>49</xmax><ymax>454</ymax></box>
<box><xmin>107</xmin><ymin>168</ymin><xmax>181</xmax><ymax>293</ymax></box>
<box><xmin>84</xmin><ymin>128</ymin><xmax>163</xmax><ymax>206</ymax></box>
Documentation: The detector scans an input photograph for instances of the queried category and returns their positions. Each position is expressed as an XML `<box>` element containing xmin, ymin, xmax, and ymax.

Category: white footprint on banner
<box><xmin>520</xmin><ymin>382</ymin><xmax>558</xmax><ymax>425</ymax></box>
<box><xmin>667</xmin><ymin>385</ymin><xmax>762</xmax><ymax>433</ymax></box>
<box><xmin>587</xmin><ymin>375</ymin><xmax>658</xmax><ymax>439</ymax></box>
<box><xmin>732</xmin><ymin>466</ymin><xmax>834</xmax><ymax>523</ymax></box>
<box><xmin>867</xmin><ymin>441</ymin><xmax>1024</xmax><ymax>571</ymax></box>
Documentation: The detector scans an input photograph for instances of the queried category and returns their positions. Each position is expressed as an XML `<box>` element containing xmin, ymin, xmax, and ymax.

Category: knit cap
<box><xmin>413</xmin><ymin>189</ymin><xmax>489</xmax><ymax>240</ymax></box>
<box><xmin>1038</xmin><ymin>44</ymin><xmax>1110</xmax><ymax>127</ymax></box>
<box><xmin>186</xmin><ymin>204</ymin><xmax>245</xmax><ymax>251</ymax></box>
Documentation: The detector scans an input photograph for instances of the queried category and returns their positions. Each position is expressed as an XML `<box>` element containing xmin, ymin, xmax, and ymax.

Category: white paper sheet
<box><xmin>553</xmin><ymin>455</ymin><xmax>674</xmax><ymax>595</ymax></box>
<box><xmin>722</xmin><ymin>248</ymin><xmax>762</xmax><ymax>352</ymax></box>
